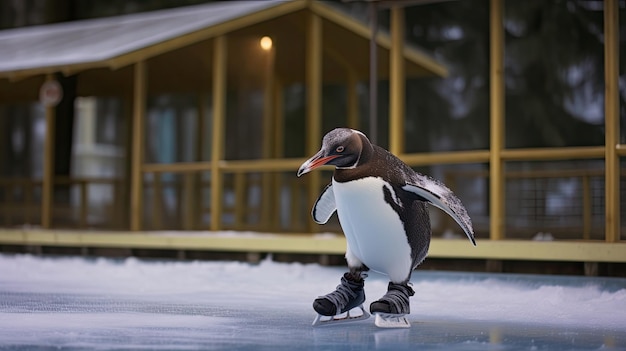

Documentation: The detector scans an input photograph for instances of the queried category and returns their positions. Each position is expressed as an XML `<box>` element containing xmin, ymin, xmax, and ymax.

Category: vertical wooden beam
<box><xmin>210</xmin><ymin>36</ymin><xmax>227</xmax><ymax>231</ymax></box>
<box><xmin>306</xmin><ymin>13</ymin><xmax>322</xmax><ymax>158</ymax></box>
<box><xmin>582</xmin><ymin>175</ymin><xmax>591</xmax><ymax>240</ymax></box>
<box><xmin>130</xmin><ymin>61</ymin><xmax>146</xmax><ymax>231</ymax></box>
<box><xmin>25</xmin><ymin>181</ymin><xmax>33</xmax><ymax>224</ymax></box>
<box><xmin>261</xmin><ymin>41</ymin><xmax>276</xmax><ymax>230</ymax></box>
<box><xmin>262</xmin><ymin>45</ymin><xmax>276</xmax><ymax>160</ymax></box>
<box><xmin>347</xmin><ymin>70</ymin><xmax>359</xmax><ymax>130</ymax></box>
<box><xmin>604</xmin><ymin>0</ymin><xmax>620</xmax><ymax>242</ymax></box>
<box><xmin>306</xmin><ymin>12</ymin><xmax>323</xmax><ymax>232</ymax></box>
<box><xmin>489</xmin><ymin>0</ymin><xmax>505</xmax><ymax>240</ymax></box>
<box><xmin>42</xmin><ymin>74</ymin><xmax>55</xmax><ymax>228</ymax></box>
<box><xmin>273</xmin><ymin>80</ymin><xmax>285</xmax><ymax>230</ymax></box>
<box><xmin>79</xmin><ymin>180</ymin><xmax>87</xmax><ymax>228</ymax></box>
<box><xmin>196</xmin><ymin>93</ymin><xmax>206</xmax><ymax>161</ymax></box>
<box><xmin>122</xmin><ymin>93</ymin><xmax>134</xmax><ymax>229</ymax></box>
<box><xmin>153</xmin><ymin>173</ymin><xmax>163</xmax><ymax>230</ymax></box>
<box><xmin>192</xmin><ymin>93</ymin><xmax>206</xmax><ymax>229</ymax></box>
<box><xmin>0</xmin><ymin>110</ymin><xmax>5</xmax><ymax>181</ymax></box>
<box><xmin>389</xmin><ymin>6</ymin><xmax>405</xmax><ymax>155</ymax></box>
<box><xmin>183</xmin><ymin>173</ymin><xmax>195</xmax><ymax>230</ymax></box>
<box><xmin>234</xmin><ymin>172</ymin><xmax>246</xmax><ymax>228</ymax></box>
<box><xmin>368</xmin><ymin>1</ymin><xmax>379</xmax><ymax>144</ymax></box>
<box><xmin>273</xmin><ymin>80</ymin><xmax>284</xmax><ymax>158</ymax></box>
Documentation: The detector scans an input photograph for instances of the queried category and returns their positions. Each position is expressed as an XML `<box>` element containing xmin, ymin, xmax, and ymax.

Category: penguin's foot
<box><xmin>370</xmin><ymin>282</ymin><xmax>414</xmax><ymax>328</ymax></box>
<box><xmin>313</xmin><ymin>272</ymin><xmax>366</xmax><ymax>316</ymax></box>
<box><xmin>370</xmin><ymin>282</ymin><xmax>414</xmax><ymax>315</ymax></box>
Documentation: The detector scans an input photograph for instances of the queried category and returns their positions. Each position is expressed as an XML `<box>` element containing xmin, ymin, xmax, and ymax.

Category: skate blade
<box><xmin>312</xmin><ymin>305</ymin><xmax>370</xmax><ymax>327</ymax></box>
<box><xmin>374</xmin><ymin>313</ymin><xmax>411</xmax><ymax>328</ymax></box>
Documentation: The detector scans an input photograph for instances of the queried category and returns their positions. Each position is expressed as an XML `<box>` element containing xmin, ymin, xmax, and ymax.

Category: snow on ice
<box><xmin>0</xmin><ymin>253</ymin><xmax>625</xmax><ymax>350</ymax></box>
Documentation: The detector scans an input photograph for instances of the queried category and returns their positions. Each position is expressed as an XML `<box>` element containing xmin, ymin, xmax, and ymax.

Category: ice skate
<box><xmin>311</xmin><ymin>273</ymin><xmax>370</xmax><ymax>326</ymax></box>
<box><xmin>370</xmin><ymin>282</ymin><xmax>414</xmax><ymax>328</ymax></box>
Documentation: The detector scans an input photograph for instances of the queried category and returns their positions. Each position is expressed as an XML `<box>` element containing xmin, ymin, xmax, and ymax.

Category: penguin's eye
<box><xmin>336</xmin><ymin>146</ymin><xmax>345</xmax><ymax>153</ymax></box>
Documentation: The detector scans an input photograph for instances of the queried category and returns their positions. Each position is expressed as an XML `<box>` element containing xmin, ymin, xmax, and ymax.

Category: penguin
<box><xmin>297</xmin><ymin>128</ymin><xmax>475</xmax><ymax>328</ymax></box>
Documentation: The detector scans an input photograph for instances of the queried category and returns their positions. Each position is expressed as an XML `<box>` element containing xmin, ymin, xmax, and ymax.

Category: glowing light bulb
<box><xmin>260</xmin><ymin>36</ymin><xmax>272</xmax><ymax>51</ymax></box>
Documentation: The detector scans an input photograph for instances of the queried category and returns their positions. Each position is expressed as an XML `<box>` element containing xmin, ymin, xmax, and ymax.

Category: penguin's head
<box><xmin>297</xmin><ymin>128</ymin><xmax>371</xmax><ymax>177</ymax></box>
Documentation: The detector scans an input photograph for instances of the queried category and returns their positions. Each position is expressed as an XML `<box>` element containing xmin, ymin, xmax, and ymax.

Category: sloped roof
<box><xmin>0</xmin><ymin>0</ymin><xmax>289</xmax><ymax>77</ymax></box>
<box><xmin>0</xmin><ymin>0</ymin><xmax>447</xmax><ymax>86</ymax></box>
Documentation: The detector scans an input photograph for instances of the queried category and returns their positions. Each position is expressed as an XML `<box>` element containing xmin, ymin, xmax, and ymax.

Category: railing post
<box><xmin>306</xmin><ymin>12</ymin><xmax>322</xmax><ymax>232</ymax></box>
<box><xmin>368</xmin><ymin>1</ymin><xmax>378</xmax><ymax>144</ymax></box>
<box><xmin>42</xmin><ymin>74</ymin><xmax>56</xmax><ymax>228</ymax></box>
<box><xmin>582</xmin><ymin>175</ymin><xmax>592</xmax><ymax>240</ymax></box>
<box><xmin>273</xmin><ymin>80</ymin><xmax>285</xmax><ymax>230</ymax></box>
<box><xmin>153</xmin><ymin>173</ymin><xmax>163</xmax><ymax>230</ymax></box>
<box><xmin>130</xmin><ymin>61</ymin><xmax>146</xmax><ymax>231</ymax></box>
<box><xmin>234</xmin><ymin>172</ymin><xmax>246</xmax><ymax>228</ymax></box>
<box><xmin>604</xmin><ymin>0</ymin><xmax>620</xmax><ymax>242</ymax></box>
<box><xmin>489</xmin><ymin>0</ymin><xmax>505</xmax><ymax>240</ymax></box>
<box><xmin>25</xmin><ymin>181</ymin><xmax>33</xmax><ymax>224</ymax></box>
<box><xmin>210</xmin><ymin>35</ymin><xmax>227</xmax><ymax>231</ymax></box>
<box><xmin>389</xmin><ymin>5</ymin><xmax>405</xmax><ymax>155</ymax></box>
<box><xmin>261</xmin><ymin>40</ymin><xmax>276</xmax><ymax>231</ymax></box>
<box><xmin>80</xmin><ymin>180</ymin><xmax>87</xmax><ymax>228</ymax></box>
<box><xmin>4</xmin><ymin>182</ymin><xmax>12</xmax><ymax>225</ymax></box>
<box><xmin>183</xmin><ymin>173</ymin><xmax>196</xmax><ymax>230</ymax></box>
<box><xmin>347</xmin><ymin>70</ymin><xmax>359</xmax><ymax>130</ymax></box>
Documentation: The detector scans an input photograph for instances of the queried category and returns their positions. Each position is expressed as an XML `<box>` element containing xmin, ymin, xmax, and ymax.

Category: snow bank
<box><xmin>1</xmin><ymin>254</ymin><xmax>624</xmax><ymax>331</ymax></box>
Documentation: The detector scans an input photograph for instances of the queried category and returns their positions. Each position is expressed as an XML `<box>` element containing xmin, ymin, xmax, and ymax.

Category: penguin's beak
<box><xmin>297</xmin><ymin>150</ymin><xmax>340</xmax><ymax>177</ymax></box>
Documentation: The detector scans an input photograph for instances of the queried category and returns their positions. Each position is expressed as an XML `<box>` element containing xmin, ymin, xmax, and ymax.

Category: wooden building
<box><xmin>0</xmin><ymin>0</ymin><xmax>624</xmax><ymax>274</ymax></box>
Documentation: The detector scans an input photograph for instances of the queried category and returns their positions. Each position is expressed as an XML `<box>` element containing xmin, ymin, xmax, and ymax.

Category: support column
<box><xmin>261</xmin><ymin>41</ymin><xmax>276</xmax><ymax>230</ymax></box>
<box><xmin>273</xmin><ymin>80</ymin><xmax>285</xmax><ymax>230</ymax></box>
<box><xmin>368</xmin><ymin>1</ymin><xmax>379</xmax><ymax>144</ymax></box>
<box><xmin>42</xmin><ymin>74</ymin><xmax>56</xmax><ymax>228</ymax></box>
<box><xmin>262</xmin><ymin>43</ymin><xmax>276</xmax><ymax>160</ymax></box>
<box><xmin>389</xmin><ymin>6</ymin><xmax>405</xmax><ymax>155</ymax></box>
<box><xmin>347</xmin><ymin>70</ymin><xmax>359</xmax><ymax>129</ymax></box>
<box><xmin>130</xmin><ymin>61</ymin><xmax>146</xmax><ymax>231</ymax></box>
<box><xmin>273</xmin><ymin>80</ymin><xmax>284</xmax><ymax>158</ymax></box>
<box><xmin>121</xmin><ymin>93</ymin><xmax>134</xmax><ymax>229</ymax></box>
<box><xmin>604</xmin><ymin>0</ymin><xmax>620</xmax><ymax>242</ymax></box>
<box><xmin>489</xmin><ymin>0</ymin><xmax>505</xmax><ymax>240</ymax></box>
<box><xmin>196</xmin><ymin>93</ymin><xmax>206</xmax><ymax>161</ymax></box>
<box><xmin>210</xmin><ymin>36</ymin><xmax>227</xmax><ymax>231</ymax></box>
<box><xmin>306</xmin><ymin>12</ymin><xmax>322</xmax><ymax>232</ymax></box>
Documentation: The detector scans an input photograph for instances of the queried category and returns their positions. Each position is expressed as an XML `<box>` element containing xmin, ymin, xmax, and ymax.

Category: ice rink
<box><xmin>1</xmin><ymin>253</ymin><xmax>625</xmax><ymax>350</ymax></box>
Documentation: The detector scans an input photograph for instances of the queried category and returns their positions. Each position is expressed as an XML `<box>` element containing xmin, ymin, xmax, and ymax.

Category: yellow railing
<box><xmin>0</xmin><ymin>160</ymin><xmax>620</xmax><ymax>242</ymax></box>
<box><xmin>139</xmin><ymin>166</ymin><xmax>313</xmax><ymax>233</ymax></box>
<box><xmin>0</xmin><ymin>177</ymin><xmax>126</xmax><ymax>229</ymax></box>
<box><xmin>443</xmin><ymin>168</ymin><xmax>609</xmax><ymax>240</ymax></box>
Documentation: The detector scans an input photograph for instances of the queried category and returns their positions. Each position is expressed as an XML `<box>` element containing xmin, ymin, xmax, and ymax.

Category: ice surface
<box><xmin>1</xmin><ymin>254</ymin><xmax>625</xmax><ymax>350</ymax></box>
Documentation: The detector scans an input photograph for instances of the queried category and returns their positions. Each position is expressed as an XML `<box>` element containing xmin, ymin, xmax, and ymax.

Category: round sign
<box><xmin>39</xmin><ymin>79</ymin><xmax>63</xmax><ymax>107</ymax></box>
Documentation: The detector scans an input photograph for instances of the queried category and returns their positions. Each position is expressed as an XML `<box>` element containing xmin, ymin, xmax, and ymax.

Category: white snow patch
<box><xmin>0</xmin><ymin>254</ymin><xmax>625</xmax><ymax>333</ymax></box>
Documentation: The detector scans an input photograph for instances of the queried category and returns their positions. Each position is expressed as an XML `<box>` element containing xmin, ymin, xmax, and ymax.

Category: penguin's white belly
<box><xmin>332</xmin><ymin>177</ymin><xmax>412</xmax><ymax>282</ymax></box>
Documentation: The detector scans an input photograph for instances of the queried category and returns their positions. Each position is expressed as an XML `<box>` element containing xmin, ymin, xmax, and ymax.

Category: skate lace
<box><xmin>379</xmin><ymin>284</ymin><xmax>414</xmax><ymax>314</ymax></box>
<box><xmin>324</xmin><ymin>280</ymin><xmax>359</xmax><ymax>313</ymax></box>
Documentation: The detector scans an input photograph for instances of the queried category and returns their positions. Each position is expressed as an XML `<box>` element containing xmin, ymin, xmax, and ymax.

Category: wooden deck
<box><xmin>1</xmin><ymin>229</ymin><xmax>625</xmax><ymax>263</ymax></box>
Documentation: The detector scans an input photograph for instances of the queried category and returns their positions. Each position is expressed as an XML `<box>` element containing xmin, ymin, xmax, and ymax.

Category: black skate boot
<box><xmin>370</xmin><ymin>282</ymin><xmax>415</xmax><ymax>328</ymax></box>
<box><xmin>311</xmin><ymin>272</ymin><xmax>370</xmax><ymax>326</ymax></box>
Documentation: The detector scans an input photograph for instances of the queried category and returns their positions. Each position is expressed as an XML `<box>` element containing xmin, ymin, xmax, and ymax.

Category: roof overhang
<box><xmin>0</xmin><ymin>0</ymin><xmax>447</xmax><ymax>101</ymax></box>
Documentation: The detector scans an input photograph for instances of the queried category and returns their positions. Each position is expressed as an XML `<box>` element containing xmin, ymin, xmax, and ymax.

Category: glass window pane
<box><xmin>505</xmin><ymin>0</ymin><xmax>605</xmax><ymax>148</ymax></box>
<box><xmin>405</xmin><ymin>0</ymin><xmax>490</xmax><ymax>153</ymax></box>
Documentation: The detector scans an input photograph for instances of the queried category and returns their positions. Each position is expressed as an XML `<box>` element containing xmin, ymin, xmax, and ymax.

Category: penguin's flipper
<box><xmin>402</xmin><ymin>181</ymin><xmax>476</xmax><ymax>246</ymax></box>
<box><xmin>312</xmin><ymin>183</ymin><xmax>336</xmax><ymax>224</ymax></box>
